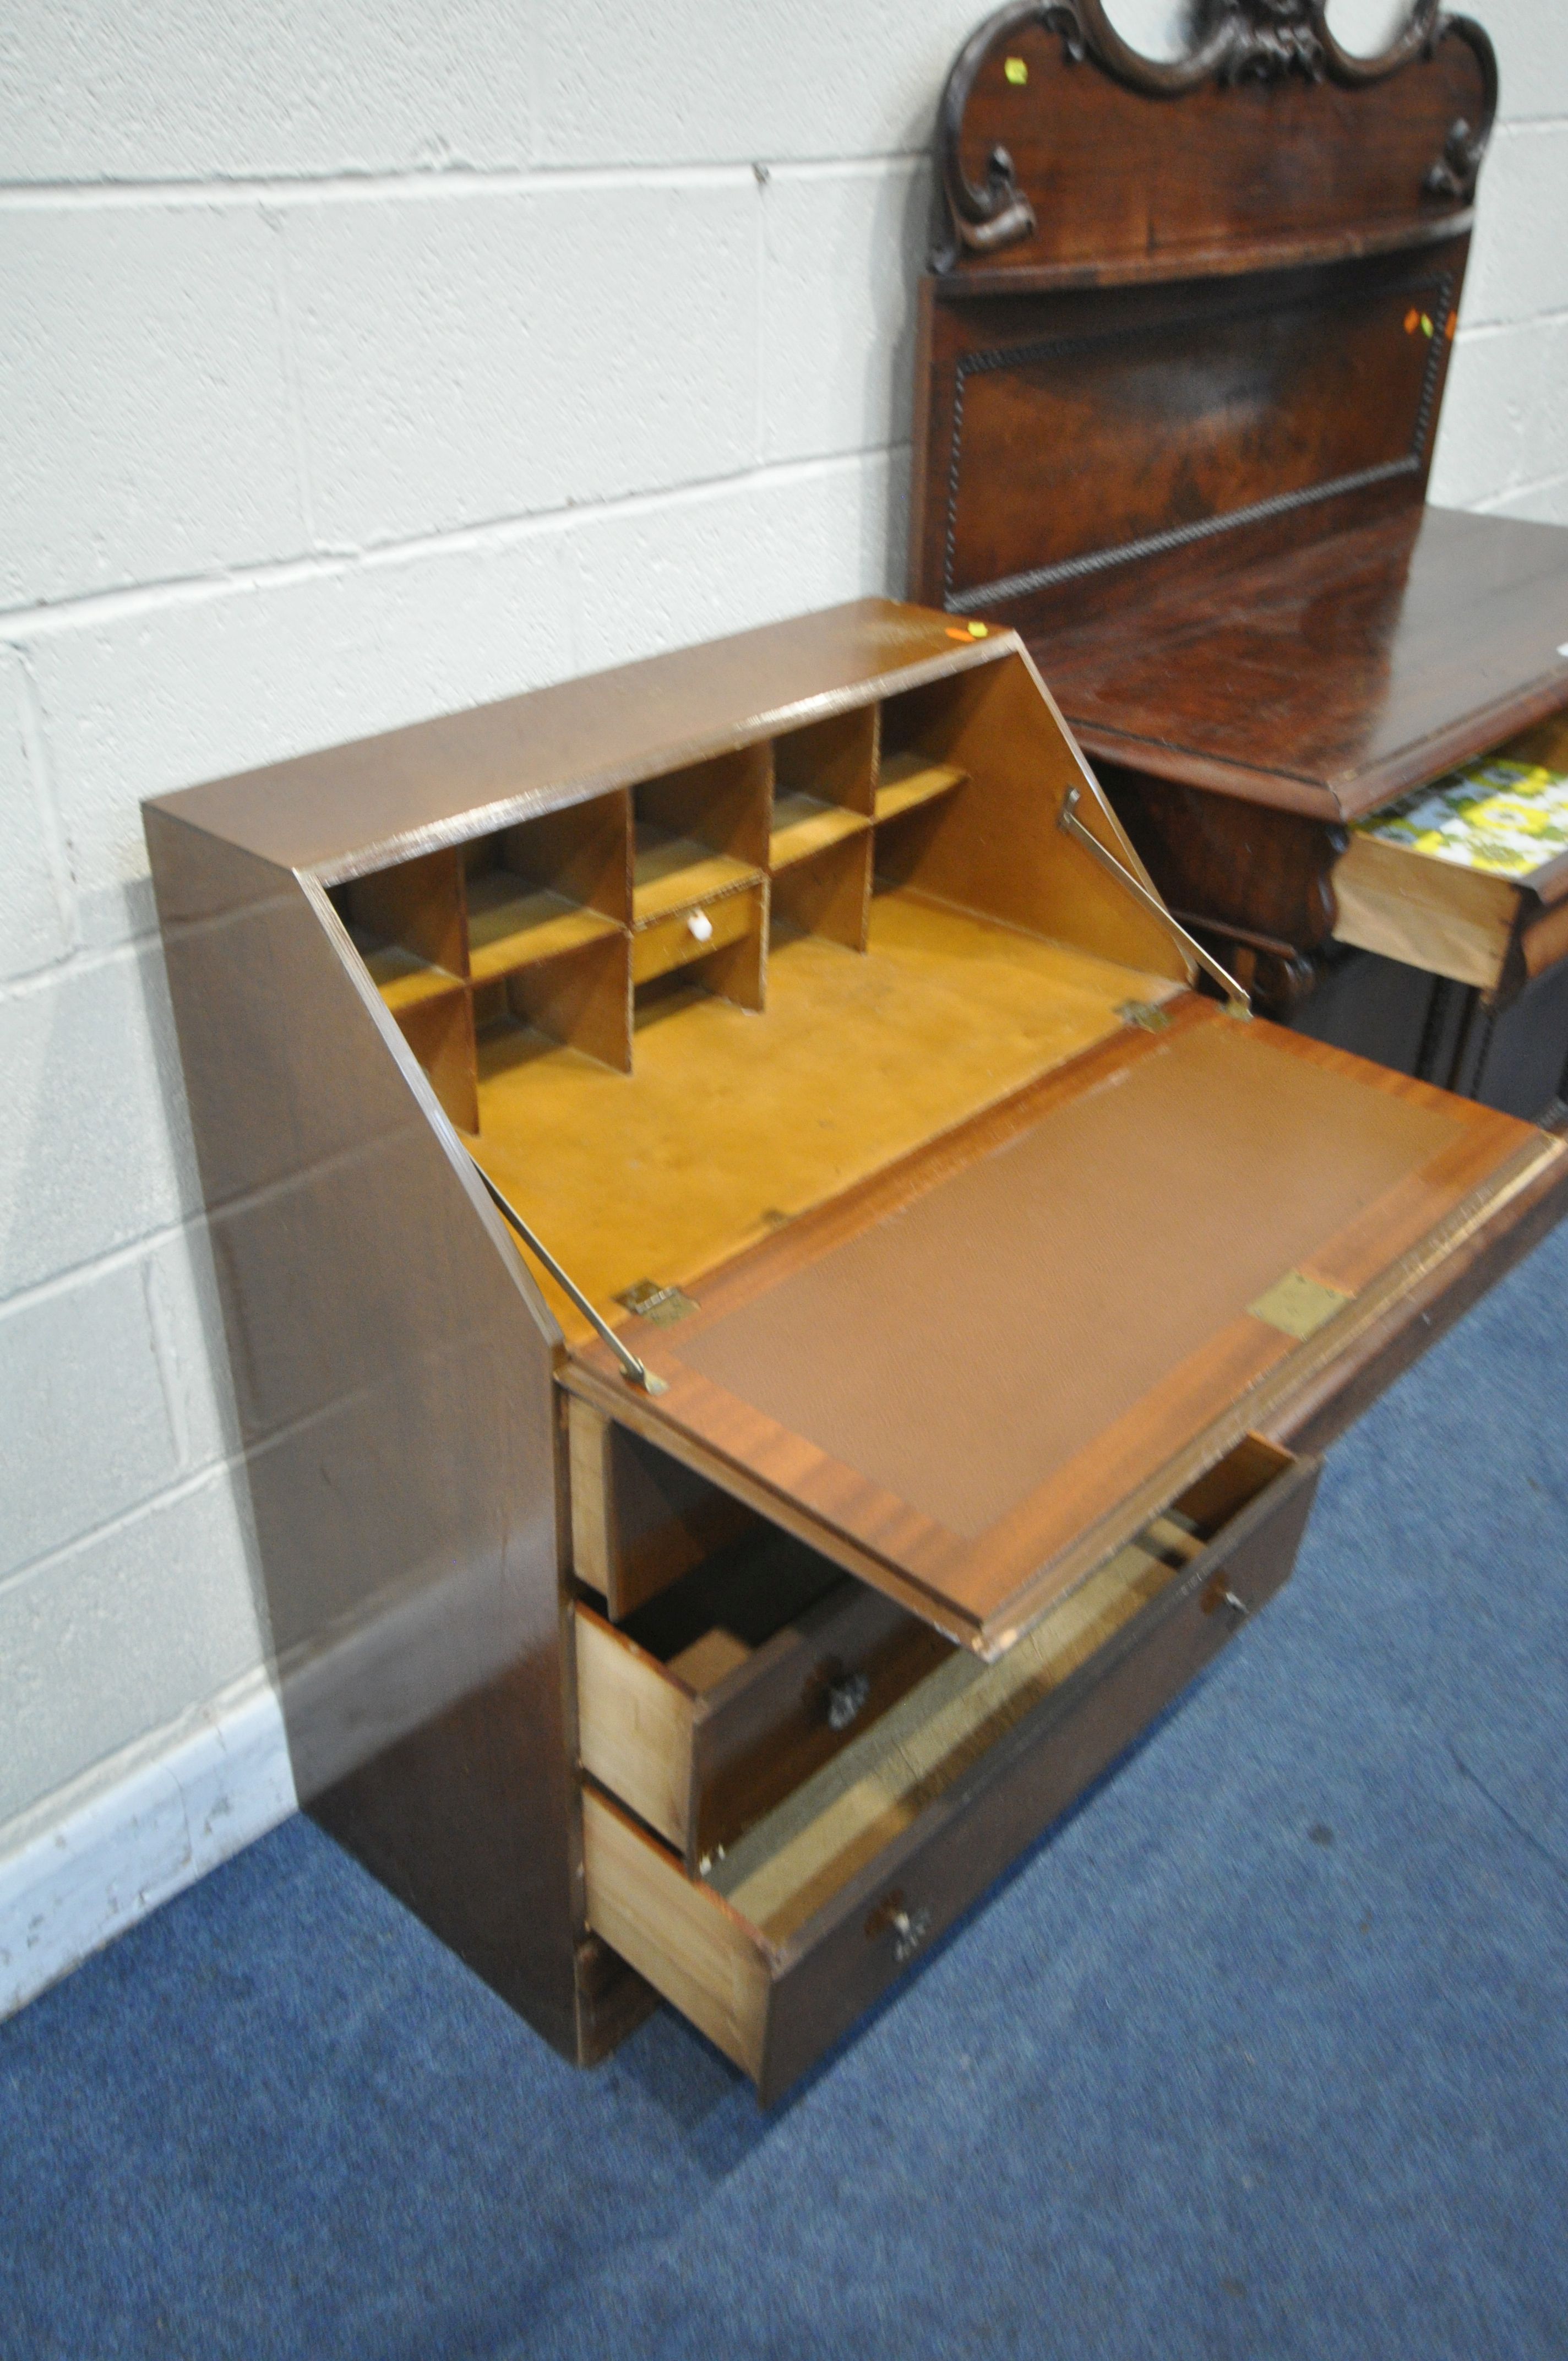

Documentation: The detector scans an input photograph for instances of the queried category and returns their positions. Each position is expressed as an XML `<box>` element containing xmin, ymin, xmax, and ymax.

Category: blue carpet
<box><xmin>3</xmin><ymin>1229</ymin><xmax>1567</xmax><ymax>2361</ymax></box>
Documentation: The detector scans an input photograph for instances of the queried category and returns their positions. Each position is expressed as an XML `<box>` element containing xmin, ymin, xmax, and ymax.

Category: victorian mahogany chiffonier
<box><xmin>145</xmin><ymin>601</ymin><xmax>1567</xmax><ymax>2102</ymax></box>
<box><xmin>912</xmin><ymin>0</ymin><xmax>1568</xmax><ymax>1118</ymax></box>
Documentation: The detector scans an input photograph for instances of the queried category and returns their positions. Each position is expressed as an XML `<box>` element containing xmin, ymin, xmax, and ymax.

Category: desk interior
<box><xmin>469</xmin><ymin>886</ymin><xmax>1175</xmax><ymax>1339</ymax></box>
<box><xmin>330</xmin><ymin>647</ymin><xmax>1191</xmax><ymax>1343</ymax></box>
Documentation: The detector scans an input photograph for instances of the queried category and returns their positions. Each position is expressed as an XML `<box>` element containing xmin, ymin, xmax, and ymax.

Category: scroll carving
<box><xmin>1212</xmin><ymin>0</ymin><xmax>1329</xmax><ymax>84</ymax></box>
<box><xmin>1421</xmin><ymin>15</ymin><xmax>1499</xmax><ymax>203</ymax></box>
<box><xmin>934</xmin><ymin>2</ymin><xmax>1086</xmax><ymax>263</ymax></box>
<box><xmin>934</xmin><ymin>0</ymin><xmax>1498</xmax><ymax>269</ymax></box>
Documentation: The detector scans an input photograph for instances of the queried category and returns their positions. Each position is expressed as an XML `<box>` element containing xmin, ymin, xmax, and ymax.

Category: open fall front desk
<box><xmin>146</xmin><ymin>601</ymin><xmax>1567</xmax><ymax>2102</ymax></box>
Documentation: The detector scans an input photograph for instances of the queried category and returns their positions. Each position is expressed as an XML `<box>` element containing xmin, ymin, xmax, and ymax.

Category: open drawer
<box><xmin>582</xmin><ymin>1433</ymin><xmax>1319</xmax><ymax>2103</ymax></box>
<box><xmin>575</xmin><ymin>1524</ymin><xmax>951</xmax><ymax>1872</ymax></box>
<box><xmin>1332</xmin><ymin>716</ymin><xmax>1568</xmax><ymax>998</ymax></box>
<box><xmin>1332</xmin><ymin>827</ymin><xmax>1568</xmax><ymax>997</ymax></box>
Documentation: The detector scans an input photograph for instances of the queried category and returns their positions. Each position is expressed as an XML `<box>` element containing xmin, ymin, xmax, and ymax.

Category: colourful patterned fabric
<box><xmin>1357</xmin><ymin>756</ymin><xmax>1568</xmax><ymax>879</ymax></box>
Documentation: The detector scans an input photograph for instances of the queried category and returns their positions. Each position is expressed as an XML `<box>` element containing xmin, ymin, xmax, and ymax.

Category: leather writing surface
<box><xmin>571</xmin><ymin>1004</ymin><xmax>1551</xmax><ymax>1647</ymax></box>
<box><xmin>674</xmin><ymin>1019</ymin><xmax>1456</xmax><ymax>1540</ymax></box>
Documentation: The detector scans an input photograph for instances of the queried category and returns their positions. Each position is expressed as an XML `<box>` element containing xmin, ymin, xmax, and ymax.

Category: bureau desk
<box><xmin>146</xmin><ymin>600</ymin><xmax>1567</xmax><ymax>2100</ymax></box>
<box><xmin>910</xmin><ymin>0</ymin><xmax>1568</xmax><ymax>1116</ymax></box>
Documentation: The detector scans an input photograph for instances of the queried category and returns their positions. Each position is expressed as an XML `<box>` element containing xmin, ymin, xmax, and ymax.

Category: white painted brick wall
<box><xmin>0</xmin><ymin>0</ymin><xmax>534</xmax><ymax>181</ymax></box>
<box><xmin>284</xmin><ymin>181</ymin><xmax>761</xmax><ymax>544</ymax></box>
<box><xmin>0</xmin><ymin>0</ymin><xmax>1564</xmax><ymax>1880</ymax></box>
<box><xmin>1</xmin><ymin>206</ymin><xmax>306</xmax><ymax>609</ymax></box>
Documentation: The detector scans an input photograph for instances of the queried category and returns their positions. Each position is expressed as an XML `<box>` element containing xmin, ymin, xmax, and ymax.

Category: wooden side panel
<box><xmin>574</xmin><ymin>1606</ymin><xmax>695</xmax><ymax>1851</ymax></box>
<box><xmin>506</xmin><ymin>933</ymin><xmax>633</xmax><ymax>1075</ymax></box>
<box><xmin>582</xmin><ymin>1787</ymin><xmax>771</xmax><ymax>2082</ymax></box>
<box><xmin>868</xmin><ymin>649</ymin><xmax>1190</xmax><ymax>982</ymax></box>
<box><xmin>144</xmin><ymin>814</ymin><xmax>580</xmax><ymax>2059</ymax></box>
<box><xmin>345</xmin><ymin>842</ymin><xmax>467</xmax><ymax>975</ymax></box>
<box><xmin>499</xmin><ymin>788</ymin><xmax>632</xmax><ymax>921</ymax></box>
<box><xmin>769</xmin><ymin>833</ymin><xmax>872</xmax><ymax>954</ymax></box>
<box><xmin>775</xmin><ymin>705</ymin><xmax>879</xmax><ymax>815</ymax></box>
<box><xmin>638</xmin><ymin>743</ymin><xmax>772</xmax><ymax>872</ymax></box>
<box><xmin>391</xmin><ymin>987</ymin><xmax>480</xmax><ymax>1133</ymax></box>
<box><xmin>568</xmin><ymin>1400</ymin><xmax>616</xmax><ymax>1596</ymax></box>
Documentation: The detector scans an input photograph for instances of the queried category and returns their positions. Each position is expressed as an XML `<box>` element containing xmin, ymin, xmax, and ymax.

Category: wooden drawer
<box><xmin>630</xmin><ymin>880</ymin><xmax>763</xmax><ymax>987</ymax></box>
<box><xmin>1333</xmin><ymin>829</ymin><xmax>1523</xmax><ymax>993</ymax></box>
<box><xmin>582</xmin><ymin>1433</ymin><xmax>1319</xmax><ymax>2103</ymax></box>
<box><xmin>575</xmin><ymin>1531</ymin><xmax>950</xmax><ymax>1872</ymax></box>
<box><xmin>1332</xmin><ymin>713</ymin><xmax>1568</xmax><ymax>999</ymax></box>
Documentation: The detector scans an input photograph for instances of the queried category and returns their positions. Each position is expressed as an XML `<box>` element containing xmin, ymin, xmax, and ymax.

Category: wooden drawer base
<box><xmin>584</xmin><ymin>1434</ymin><xmax>1319</xmax><ymax>2102</ymax></box>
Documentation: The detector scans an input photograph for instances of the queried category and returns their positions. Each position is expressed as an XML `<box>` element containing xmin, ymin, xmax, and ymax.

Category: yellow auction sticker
<box><xmin>1004</xmin><ymin>56</ymin><xmax>1028</xmax><ymax>84</ymax></box>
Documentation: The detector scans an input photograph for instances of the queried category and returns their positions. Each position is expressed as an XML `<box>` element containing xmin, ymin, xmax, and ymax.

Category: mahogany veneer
<box><xmin>145</xmin><ymin>599</ymin><xmax>1567</xmax><ymax>2101</ymax></box>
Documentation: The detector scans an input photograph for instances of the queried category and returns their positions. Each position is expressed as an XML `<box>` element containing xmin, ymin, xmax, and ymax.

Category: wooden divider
<box><xmin>332</xmin><ymin>669</ymin><xmax>1071</xmax><ymax>1136</ymax></box>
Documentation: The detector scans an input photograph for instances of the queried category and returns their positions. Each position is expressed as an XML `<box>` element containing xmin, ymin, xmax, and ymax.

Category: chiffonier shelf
<box><xmin>913</xmin><ymin>0</ymin><xmax>1568</xmax><ymax>1116</ymax></box>
<box><xmin>466</xmin><ymin>882</ymin><xmax>623</xmax><ymax>980</ymax></box>
<box><xmin>358</xmin><ymin>943</ymin><xmax>465</xmax><ymax>1011</ymax></box>
<box><xmin>767</xmin><ymin>793</ymin><xmax>870</xmax><ymax>868</ymax></box>
<box><xmin>631</xmin><ymin>833</ymin><xmax>760</xmax><ymax>918</ymax></box>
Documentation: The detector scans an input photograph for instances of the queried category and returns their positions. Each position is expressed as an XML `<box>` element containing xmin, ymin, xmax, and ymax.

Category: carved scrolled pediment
<box><xmin>934</xmin><ymin>0</ymin><xmax>1496</xmax><ymax>273</ymax></box>
<box><xmin>1214</xmin><ymin>0</ymin><xmax>1330</xmax><ymax>83</ymax></box>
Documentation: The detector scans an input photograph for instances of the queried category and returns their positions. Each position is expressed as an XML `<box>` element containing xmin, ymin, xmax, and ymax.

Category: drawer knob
<box><xmin>867</xmin><ymin>1890</ymin><xmax>932</xmax><ymax>1963</ymax></box>
<box><xmin>687</xmin><ymin>908</ymin><xmax>714</xmax><ymax>943</ymax></box>
<box><xmin>888</xmin><ymin>1906</ymin><xmax>931</xmax><ymax>1965</ymax></box>
<box><xmin>825</xmin><ymin>1671</ymin><xmax>872</xmax><ymax>1731</ymax></box>
<box><xmin>1204</xmin><ymin>1579</ymin><xmax>1250</xmax><ymax>1625</ymax></box>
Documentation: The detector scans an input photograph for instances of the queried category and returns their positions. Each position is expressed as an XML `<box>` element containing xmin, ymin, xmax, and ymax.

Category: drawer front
<box><xmin>760</xmin><ymin>1445</ymin><xmax>1318</xmax><ymax>2101</ymax></box>
<box><xmin>1332</xmin><ymin>828</ymin><xmax>1522</xmax><ymax>993</ymax></box>
<box><xmin>631</xmin><ymin>883</ymin><xmax>761</xmax><ymax>987</ymax></box>
<box><xmin>582</xmin><ymin>1441</ymin><xmax>1320</xmax><ymax>2104</ymax></box>
<box><xmin>689</xmin><ymin>1584</ymin><xmax>951</xmax><ymax>1868</ymax></box>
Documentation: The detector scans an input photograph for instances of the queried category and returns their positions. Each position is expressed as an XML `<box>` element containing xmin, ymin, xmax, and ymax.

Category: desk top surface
<box><xmin>573</xmin><ymin>996</ymin><xmax>1555</xmax><ymax>1653</ymax></box>
<box><xmin>1026</xmin><ymin>507</ymin><xmax>1568</xmax><ymax>823</ymax></box>
<box><xmin>146</xmin><ymin>599</ymin><xmax>994</xmax><ymax>884</ymax></box>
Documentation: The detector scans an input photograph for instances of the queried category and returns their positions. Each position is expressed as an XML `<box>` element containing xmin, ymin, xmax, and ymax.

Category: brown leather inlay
<box><xmin>674</xmin><ymin>1021</ymin><xmax>1457</xmax><ymax>1541</ymax></box>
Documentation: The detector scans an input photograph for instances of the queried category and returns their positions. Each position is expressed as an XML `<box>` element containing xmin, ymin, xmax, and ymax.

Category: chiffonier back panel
<box><xmin>913</xmin><ymin>1</ymin><xmax>1494</xmax><ymax>633</ymax></box>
